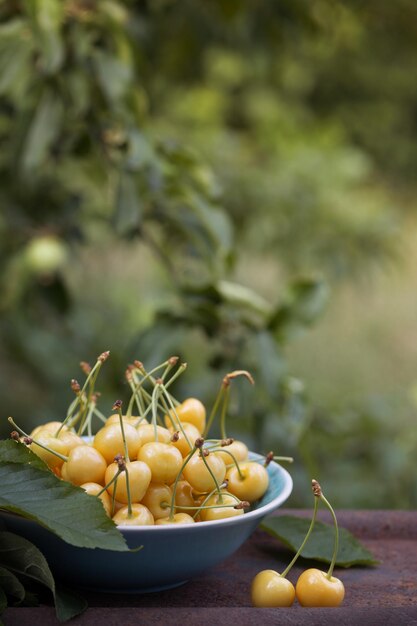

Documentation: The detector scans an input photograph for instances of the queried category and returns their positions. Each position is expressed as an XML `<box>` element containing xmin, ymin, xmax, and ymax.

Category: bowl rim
<box><xmin>0</xmin><ymin>455</ymin><xmax>292</xmax><ymax>534</ymax></box>
<box><xmin>116</xmin><ymin>455</ymin><xmax>293</xmax><ymax>532</ymax></box>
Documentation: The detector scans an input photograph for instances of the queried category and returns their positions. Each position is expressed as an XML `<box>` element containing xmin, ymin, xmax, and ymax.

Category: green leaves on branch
<box><xmin>261</xmin><ymin>515</ymin><xmax>379</xmax><ymax>567</ymax></box>
<box><xmin>0</xmin><ymin>531</ymin><xmax>86</xmax><ymax>621</ymax></box>
<box><xmin>0</xmin><ymin>440</ymin><xmax>128</xmax><ymax>551</ymax></box>
<box><xmin>269</xmin><ymin>277</ymin><xmax>330</xmax><ymax>341</ymax></box>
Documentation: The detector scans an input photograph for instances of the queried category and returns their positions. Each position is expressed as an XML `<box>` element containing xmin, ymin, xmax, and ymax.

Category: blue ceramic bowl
<box><xmin>0</xmin><ymin>455</ymin><xmax>292</xmax><ymax>593</ymax></box>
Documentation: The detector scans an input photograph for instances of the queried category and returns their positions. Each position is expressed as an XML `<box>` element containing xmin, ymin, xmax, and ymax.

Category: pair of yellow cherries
<box><xmin>252</xmin><ymin>479</ymin><xmax>345</xmax><ymax>608</ymax></box>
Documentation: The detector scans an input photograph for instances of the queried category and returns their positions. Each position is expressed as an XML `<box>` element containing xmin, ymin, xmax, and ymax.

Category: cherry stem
<box><xmin>219</xmin><ymin>385</ymin><xmax>230</xmax><ymax>440</ymax></box>
<box><xmin>124</xmin><ymin>465</ymin><xmax>133</xmax><ymax>518</ymax></box>
<box><xmin>168</xmin><ymin>502</ymin><xmax>241</xmax><ymax>512</ymax></box>
<box><xmin>191</xmin><ymin>481</ymin><xmax>229</xmax><ymax>519</ymax></box>
<box><xmin>280</xmin><ymin>496</ymin><xmax>319</xmax><ymax>579</ymax></box>
<box><xmin>204</xmin><ymin>370</ymin><xmax>254</xmax><ymax>439</ymax></box>
<box><xmin>135</xmin><ymin>361</ymin><xmax>183</xmax><ymax>408</ymax></box>
<box><xmin>210</xmin><ymin>448</ymin><xmax>244</xmax><ymax>479</ymax></box>
<box><xmin>97</xmin><ymin>468</ymin><xmax>122</xmax><ymax>497</ymax></box>
<box><xmin>132</xmin><ymin>373</ymin><xmax>167</xmax><ymax>420</ymax></box>
<box><xmin>151</xmin><ymin>384</ymin><xmax>161</xmax><ymax>441</ymax></box>
<box><xmin>8</xmin><ymin>417</ymin><xmax>68</xmax><ymax>462</ymax></box>
<box><xmin>203</xmin><ymin>385</ymin><xmax>225</xmax><ymax>437</ymax></box>
<box><xmin>320</xmin><ymin>493</ymin><xmax>339</xmax><ymax>579</ymax></box>
<box><xmin>57</xmin><ymin>355</ymin><xmax>107</xmax><ymax>437</ymax></box>
<box><xmin>126</xmin><ymin>379</ymin><xmax>145</xmax><ymax>419</ymax></box>
<box><xmin>93</xmin><ymin>406</ymin><xmax>107</xmax><ymax>424</ymax></box>
<box><xmin>273</xmin><ymin>456</ymin><xmax>294</xmax><ymax>463</ymax></box>
<box><xmin>77</xmin><ymin>365</ymin><xmax>101</xmax><ymax>435</ymax></box>
<box><xmin>84</xmin><ymin>401</ymin><xmax>96</xmax><ymax>438</ymax></box>
<box><xmin>169</xmin><ymin>447</ymin><xmax>199</xmax><ymax>521</ymax></box>
<box><xmin>159</xmin><ymin>385</ymin><xmax>192</xmax><ymax>448</ymax></box>
<box><xmin>199</xmin><ymin>451</ymin><xmax>223</xmax><ymax>503</ymax></box>
<box><xmin>163</xmin><ymin>362</ymin><xmax>187</xmax><ymax>389</ymax></box>
<box><xmin>115</xmin><ymin>403</ymin><xmax>130</xmax><ymax>462</ymax></box>
<box><xmin>126</xmin><ymin>361</ymin><xmax>170</xmax><ymax>419</ymax></box>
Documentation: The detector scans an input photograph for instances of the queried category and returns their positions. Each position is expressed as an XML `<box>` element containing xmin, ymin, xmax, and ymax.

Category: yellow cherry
<box><xmin>140</xmin><ymin>483</ymin><xmax>172</xmax><ymax>520</ymax></box>
<box><xmin>155</xmin><ymin>513</ymin><xmax>195</xmax><ymax>525</ymax></box>
<box><xmin>170</xmin><ymin>422</ymin><xmax>201</xmax><ymax>457</ymax></box>
<box><xmin>93</xmin><ymin>423</ymin><xmax>141</xmax><ymax>464</ymax></box>
<box><xmin>30</xmin><ymin>422</ymin><xmax>68</xmax><ymax>437</ymax></box>
<box><xmin>29</xmin><ymin>432</ymin><xmax>68</xmax><ymax>469</ymax></box>
<box><xmin>105</xmin><ymin>460</ymin><xmax>151</xmax><ymax>504</ymax></box>
<box><xmin>164</xmin><ymin>398</ymin><xmax>206</xmax><ymax>433</ymax></box>
<box><xmin>295</xmin><ymin>569</ymin><xmax>345</xmax><ymax>607</ymax></box>
<box><xmin>64</xmin><ymin>445</ymin><xmax>107</xmax><ymax>486</ymax></box>
<box><xmin>58</xmin><ymin>430</ymin><xmax>84</xmax><ymax>452</ymax></box>
<box><xmin>105</xmin><ymin>414</ymin><xmax>141</xmax><ymax>427</ymax></box>
<box><xmin>183</xmin><ymin>453</ymin><xmax>226</xmax><ymax>493</ymax></box>
<box><xmin>215</xmin><ymin>440</ymin><xmax>249</xmax><ymax>466</ymax></box>
<box><xmin>112</xmin><ymin>503</ymin><xmax>154</xmax><ymax>526</ymax></box>
<box><xmin>199</xmin><ymin>491</ymin><xmax>244</xmax><ymax>521</ymax></box>
<box><xmin>251</xmin><ymin>570</ymin><xmax>295</xmax><ymax>607</ymax></box>
<box><xmin>226</xmin><ymin>461</ymin><xmax>269</xmax><ymax>503</ymax></box>
<box><xmin>137</xmin><ymin>424</ymin><xmax>171</xmax><ymax>445</ymax></box>
<box><xmin>173</xmin><ymin>480</ymin><xmax>199</xmax><ymax>513</ymax></box>
<box><xmin>137</xmin><ymin>442</ymin><xmax>183</xmax><ymax>484</ymax></box>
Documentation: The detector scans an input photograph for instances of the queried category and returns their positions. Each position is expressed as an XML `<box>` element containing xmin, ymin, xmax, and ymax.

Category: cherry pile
<box><xmin>9</xmin><ymin>352</ymin><xmax>277</xmax><ymax>527</ymax></box>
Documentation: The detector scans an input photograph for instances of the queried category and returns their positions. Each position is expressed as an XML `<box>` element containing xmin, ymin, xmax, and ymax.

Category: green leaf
<box><xmin>217</xmin><ymin>280</ymin><xmax>272</xmax><ymax>316</ymax></box>
<box><xmin>93</xmin><ymin>50</ymin><xmax>132</xmax><ymax>104</ymax></box>
<box><xmin>0</xmin><ymin>440</ymin><xmax>128</xmax><ymax>551</ymax></box>
<box><xmin>0</xmin><ymin>586</ymin><xmax>7</xmax><ymax>613</ymax></box>
<box><xmin>187</xmin><ymin>194</ymin><xmax>233</xmax><ymax>254</ymax></box>
<box><xmin>113</xmin><ymin>172</ymin><xmax>142</xmax><ymax>235</ymax></box>
<box><xmin>0</xmin><ymin>20</ymin><xmax>33</xmax><ymax>98</ymax></box>
<box><xmin>0</xmin><ymin>566</ymin><xmax>25</xmax><ymax>603</ymax></box>
<box><xmin>0</xmin><ymin>440</ymin><xmax>49</xmax><ymax>471</ymax></box>
<box><xmin>54</xmin><ymin>584</ymin><xmax>88</xmax><ymax>623</ymax></box>
<box><xmin>0</xmin><ymin>531</ymin><xmax>55</xmax><ymax>592</ymax></box>
<box><xmin>21</xmin><ymin>90</ymin><xmax>63</xmax><ymax>171</ymax></box>
<box><xmin>269</xmin><ymin>277</ymin><xmax>329</xmax><ymax>340</ymax></box>
<box><xmin>0</xmin><ymin>531</ymin><xmax>86</xmax><ymax>621</ymax></box>
<box><xmin>24</xmin><ymin>0</ymin><xmax>64</xmax><ymax>74</ymax></box>
<box><xmin>261</xmin><ymin>515</ymin><xmax>379</xmax><ymax>567</ymax></box>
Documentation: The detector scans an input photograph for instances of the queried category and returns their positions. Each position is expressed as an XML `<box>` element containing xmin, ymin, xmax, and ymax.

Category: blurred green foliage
<box><xmin>0</xmin><ymin>1</ymin><xmax>415</xmax><ymax>507</ymax></box>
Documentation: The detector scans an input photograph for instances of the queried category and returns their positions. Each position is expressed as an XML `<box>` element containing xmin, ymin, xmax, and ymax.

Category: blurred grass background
<box><xmin>1</xmin><ymin>0</ymin><xmax>417</xmax><ymax>508</ymax></box>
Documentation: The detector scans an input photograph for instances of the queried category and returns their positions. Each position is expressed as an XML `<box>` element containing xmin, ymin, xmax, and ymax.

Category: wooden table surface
<box><xmin>3</xmin><ymin>509</ymin><xmax>417</xmax><ymax>625</ymax></box>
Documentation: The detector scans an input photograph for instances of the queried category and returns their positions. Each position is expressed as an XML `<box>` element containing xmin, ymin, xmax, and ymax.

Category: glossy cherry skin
<box><xmin>93</xmin><ymin>423</ymin><xmax>141</xmax><ymax>464</ymax></box>
<box><xmin>137</xmin><ymin>442</ymin><xmax>183</xmax><ymax>484</ymax></box>
<box><xmin>170</xmin><ymin>422</ymin><xmax>201</xmax><ymax>457</ymax></box>
<box><xmin>226</xmin><ymin>461</ymin><xmax>269</xmax><ymax>503</ymax></box>
<box><xmin>30</xmin><ymin>422</ymin><xmax>68</xmax><ymax>437</ymax></box>
<box><xmin>155</xmin><ymin>513</ymin><xmax>195</xmax><ymax>525</ymax></box>
<box><xmin>105</xmin><ymin>460</ymin><xmax>151</xmax><ymax>504</ymax></box>
<box><xmin>63</xmin><ymin>445</ymin><xmax>107</xmax><ymax>485</ymax></box>
<box><xmin>29</xmin><ymin>432</ymin><xmax>68</xmax><ymax>469</ymax></box>
<box><xmin>295</xmin><ymin>568</ymin><xmax>345</xmax><ymax>607</ymax></box>
<box><xmin>112</xmin><ymin>503</ymin><xmax>154</xmax><ymax>526</ymax></box>
<box><xmin>215</xmin><ymin>440</ymin><xmax>249</xmax><ymax>466</ymax></box>
<box><xmin>141</xmin><ymin>483</ymin><xmax>172</xmax><ymax>520</ymax></box>
<box><xmin>105</xmin><ymin>414</ymin><xmax>140</xmax><ymax>427</ymax></box>
<box><xmin>199</xmin><ymin>491</ymin><xmax>244</xmax><ymax>521</ymax></box>
<box><xmin>164</xmin><ymin>398</ymin><xmax>206</xmax><ymax>433</ymax></box>
<box><xmin>251</xmin><ymin>570</ymin><xmax>295</xmax><ymax>607</ymax></box>
<box><xmin>173</xmin><ymin>480</ymin><xmax>199</xmax><ymax>513</ymax></box>
<box><xmin>183</xmin><ymin>453</ymin><xmax>226</xmax><ymax>493</ymax></box>
<box><xmin>137</xmin><ymin>424</ymin><xmax>171</xmax><ymax>446</ymax></box>
<box><xmin>57</xmin><ymin>430</ymin><xmax>84</xmax><ymax>452</ymax></box>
